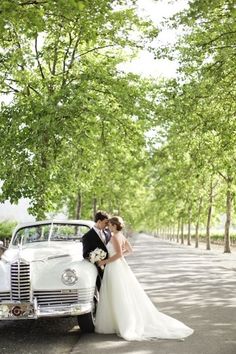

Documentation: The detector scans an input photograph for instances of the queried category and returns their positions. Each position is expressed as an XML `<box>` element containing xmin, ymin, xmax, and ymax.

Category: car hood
<box><xmin>1</xmin><ymin>241</ymin><xmax>83</xmax><ymax>264</ymax></box>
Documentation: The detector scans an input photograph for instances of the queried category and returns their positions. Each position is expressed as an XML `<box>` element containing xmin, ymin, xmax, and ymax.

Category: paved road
<box><xmin>71</xmin><ymin>233</ymin><xmax>236</xmax><ymax>354</ymax></box>
<box><xmin>0</xmin><ymin>234</ymin><xmax>235</xmax><ymax>354</ymax></box>
<box><xmin>0</xmin><ymin>316</ymin><xmax>80</xmax><ymax>354</ymax></box>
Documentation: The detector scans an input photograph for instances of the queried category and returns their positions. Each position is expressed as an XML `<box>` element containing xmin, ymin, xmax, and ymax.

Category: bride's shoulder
<box><xmin>115</xmin><ymin>231</ymin><xmax>124</xmax><ymax>237</ymax></box>
<box><xmin>118</xmin><ymin>233</ymin><xmax>127</xmax><ymax>245</ymax></box>
<box><xmin>112</xmin><ymin>232</ymin><xmax>124</xmax><ymax>241</ymax></box>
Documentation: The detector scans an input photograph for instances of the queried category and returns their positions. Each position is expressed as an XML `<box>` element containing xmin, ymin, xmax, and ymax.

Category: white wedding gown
<box><xmin>95</xmin><ymin>241</ymin><xmax>193</xmax><ymax>341</ymax></box>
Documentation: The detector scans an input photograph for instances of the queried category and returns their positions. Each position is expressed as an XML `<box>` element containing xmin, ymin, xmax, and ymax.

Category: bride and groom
<box><xmin>82</xmin><ymin>210</ymin><xmax>193</xmax><ymax>341</ymax></box>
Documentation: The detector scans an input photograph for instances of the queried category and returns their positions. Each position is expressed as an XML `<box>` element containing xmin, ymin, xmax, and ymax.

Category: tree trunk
<box><xmin>224</xmin><ymin>180</ymin><xmax>232</xmax><ymax>253</ymax></box>
<box><xmin>172</xmin><ymin>226</ymin><xmax>175</xmax><ymax>241</ymax></box>
<box><xmin>180</xmin><ymin>218</ymin><xmax>184</xmax><ymax>244</ymax></box>
<box><xmin>206</xmin><ymin>180</ymin><xmax>213</xmax><ymax>250</ymax></box>
<box><xmin>195</xmin><ymin>221</ymin><xmax>199</xmax><ymax>248</ymax></box>
<box><xmin>187</xmin><ymin>207</ymin><xmax>191</xmax><ymax>246</ymax></box>
<box><xmin>162</xmin><ymin>228</ymin><xmax>164</xmax><ymax>239</ymax></box>
<box><xmin>93</xmin><ymin>197</ymin><xmax>97</xmax><ymax>220</ymax></box>
<box><xmin>176</xmin><ymin>218</ymin><xmax>180</xmax><ymax>243</ymax></box>
<box><xmin>75</xmin><ymin>192</ymin><xmax>82</xmax><ymax>220</ymax></box>
<box><xmin>195</xmin><ymin>197</ymin><xmax>203</xmax><ymax>248</ymax></box>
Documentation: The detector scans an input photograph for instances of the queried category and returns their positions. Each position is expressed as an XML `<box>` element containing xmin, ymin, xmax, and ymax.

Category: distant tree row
<box><xmin>144</xmin><ymin>0</ymin><xmax>236</xmax><ymax>253</ymax></box>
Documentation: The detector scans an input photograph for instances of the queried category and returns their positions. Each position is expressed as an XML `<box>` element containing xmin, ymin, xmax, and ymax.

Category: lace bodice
<box><xmin>107</xmin><ymin>232</ymin><xmax>126</xmax><ymax>257</ymax></box>
<box><xmin>107</xmin><ymin>241</ymin><xmax>116</xmax><ymax>256</ymax></box>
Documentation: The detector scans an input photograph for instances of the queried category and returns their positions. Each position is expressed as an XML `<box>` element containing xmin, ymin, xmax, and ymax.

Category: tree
<box><xmin>148</xmin><ymin>0</ymin><xmax>236</xmax><ymax>251</ymax></box>
<box><xmin>0</xmin><ymin>0</ymin><xmax>158</xmax><ymax>219</ymax></box>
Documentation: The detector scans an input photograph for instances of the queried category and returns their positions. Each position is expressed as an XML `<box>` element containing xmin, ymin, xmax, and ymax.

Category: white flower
<box><xmin>89</xmin><ymin>248</ymin><xmax>107</xmax><ymax>269</ymax></box>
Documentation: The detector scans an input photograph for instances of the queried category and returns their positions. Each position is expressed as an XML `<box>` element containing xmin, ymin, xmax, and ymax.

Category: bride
<box><xmin>95</xmin><ymin>216</ymin><xmax>194</xmax><ymax>341</ymax></box>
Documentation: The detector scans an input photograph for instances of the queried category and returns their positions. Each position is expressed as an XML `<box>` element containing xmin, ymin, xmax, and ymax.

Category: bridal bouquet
<box><xmin>89</xmin><ymin>248</ymin><xmax>107</xmax><ymax>270</ymax></box>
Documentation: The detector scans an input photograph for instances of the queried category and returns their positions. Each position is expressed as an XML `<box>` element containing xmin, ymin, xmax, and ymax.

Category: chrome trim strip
<box><xmin>33</xmin><ymin>288</ymin><xmax>95</xmax><ymax>306</ymax></box>
<box><xmin>0</xmin><ymin>302</ymin><xmax>93</xmax><ymax>320</ymax></box>
<box><xmin>0</xmin><ymin>292</ymin><xmax>11</xmax><ymax>302</ymax></box>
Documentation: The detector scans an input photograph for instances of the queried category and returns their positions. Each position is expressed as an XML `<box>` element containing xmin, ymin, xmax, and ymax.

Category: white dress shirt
<box><xmin>93</xmin><ymin>226</ymin><xmax>106</xmax><ymax>244</ymax></box>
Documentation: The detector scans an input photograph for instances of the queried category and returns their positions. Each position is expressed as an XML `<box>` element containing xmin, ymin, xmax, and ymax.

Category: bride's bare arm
<box><xmin>122</xmin><ymin>238</ymin><xmax>133</xmax><ymax>255</ymax></box>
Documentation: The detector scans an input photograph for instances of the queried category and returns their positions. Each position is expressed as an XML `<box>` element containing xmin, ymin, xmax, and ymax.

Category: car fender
<box><xmin>31</xmin><ymin>259</ymin><xmax>98</xmax><ymax>290</ymax></box>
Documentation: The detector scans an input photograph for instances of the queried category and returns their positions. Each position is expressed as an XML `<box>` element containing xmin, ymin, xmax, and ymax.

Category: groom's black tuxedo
<box><xmin>82</xmin><ymin>227</ymin><xmax>111</xmax><ymax>290</ymax></box>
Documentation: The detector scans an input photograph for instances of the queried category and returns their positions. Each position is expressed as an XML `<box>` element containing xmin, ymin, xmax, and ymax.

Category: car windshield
<box><xmin>12</xmin><ymin>223</ymin><xmax>90</xmax><ymax>245</ymax></box>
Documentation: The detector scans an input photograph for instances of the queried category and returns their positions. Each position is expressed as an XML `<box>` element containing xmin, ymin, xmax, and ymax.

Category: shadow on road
<box><xmin>71</xmin><ymin>234</ymin><xmax>236</xmax><ymax>354</ymax></box>
<box><xmin>1</xmin><ymin>234</ymin><xmax>236</xmax><ymax>354</ymax></box>
<box><xmin>0</xmin><ymin>317</ymin><xmax>80</xmax><ymax>354</ymax></box>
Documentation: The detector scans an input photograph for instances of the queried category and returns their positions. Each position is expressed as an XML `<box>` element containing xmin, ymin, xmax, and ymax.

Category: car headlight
<box><xmin>61</xmin><ymin>268</ymin><xmax>78</xmax><ymax>286</ymax></box>
<box><xmin>0</xmin><ymin>304</ymin><xmax>9</xmax><ymax>317</ymax></box>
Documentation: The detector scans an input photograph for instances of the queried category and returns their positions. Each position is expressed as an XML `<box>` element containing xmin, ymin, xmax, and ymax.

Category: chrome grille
<box><xmin>34</xmin><ymin>288</ymin><xmax>95</xmax><ymax>306</ymax></box>
<box><xmin>11</xmin><ymin>262</ymin><xmax>31</xmax><ymax>302</ymax></box>
<box><xmin>0</xmin><ymin>292</ymin><xmax>11</xmax><ymax>302</ymax></box>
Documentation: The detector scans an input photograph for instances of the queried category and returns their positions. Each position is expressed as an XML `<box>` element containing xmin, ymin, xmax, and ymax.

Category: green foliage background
<box><xmin>0</xmin><ymin>0</ymin><xmax>235</xmax><ymax>252</ymax></box>
<box><xmin>0</xmin><ymin>221</ymin><xmax>17</xmax><ymax>240</ymax></box>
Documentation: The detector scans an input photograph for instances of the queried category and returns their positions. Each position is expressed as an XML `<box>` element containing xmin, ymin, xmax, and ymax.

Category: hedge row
<box><xmin>164</xmin><ymin>233</ymin><xmax>236</xmax><ymax>245</ymax></box>
<box><xmin>200</xmin><ymin>234</ymin><xmax>236</xmax><ymax>245</ymax></box>
<box><xmin>179</xmin><ymin>234</ymin><xmax>236</xmax><ymax>244</ymax></box>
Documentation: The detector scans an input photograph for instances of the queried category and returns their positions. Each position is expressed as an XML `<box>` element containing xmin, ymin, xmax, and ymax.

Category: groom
<box><xmin>82</xmin><ymin>210</ymin><xmax>111</xmax><ymax>291</ymax></box>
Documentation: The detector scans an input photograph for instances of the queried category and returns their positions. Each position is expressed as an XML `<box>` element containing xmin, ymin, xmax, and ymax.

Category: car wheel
<box><xmin>77</xmin><ymin>311</ymin><xmax>95</xmax><ymax>333</ymax></box>
<box><xmin>77</xmin><ymin>297</ymin><xmax>97</xmax><ymax>333</ymax></box>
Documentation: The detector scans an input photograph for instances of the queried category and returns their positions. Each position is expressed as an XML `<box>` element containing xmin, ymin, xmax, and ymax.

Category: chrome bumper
<box><xmin>0</xmin><ymin>301</ymin><xmax>93</xmax><ymax>320</ymax></box>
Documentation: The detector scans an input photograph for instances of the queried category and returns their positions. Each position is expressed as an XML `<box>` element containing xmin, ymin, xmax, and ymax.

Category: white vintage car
<box><xmin>0</xmin><ymin>220</ymin><xmax>97</xmax><ymax>332</ymax></box>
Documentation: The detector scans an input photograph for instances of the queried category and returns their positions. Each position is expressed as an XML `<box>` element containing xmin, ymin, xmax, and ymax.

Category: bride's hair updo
<box><xmin>109</xmin><ymin>216</ymin><xmax>124</xmax><ymax>231</ymax></box>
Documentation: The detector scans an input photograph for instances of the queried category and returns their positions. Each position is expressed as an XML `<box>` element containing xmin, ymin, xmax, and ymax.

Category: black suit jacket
<box><xmin>82</xmin><ymin>227</ymin><xmax>111</xmax><ymax>289</ymax></box>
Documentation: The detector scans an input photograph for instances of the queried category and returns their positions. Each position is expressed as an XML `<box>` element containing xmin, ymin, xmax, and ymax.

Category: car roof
<box><xmin>13</xmin><ymin>219</ymin><xmax>94</xmax><ymax>234</ymax></box>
